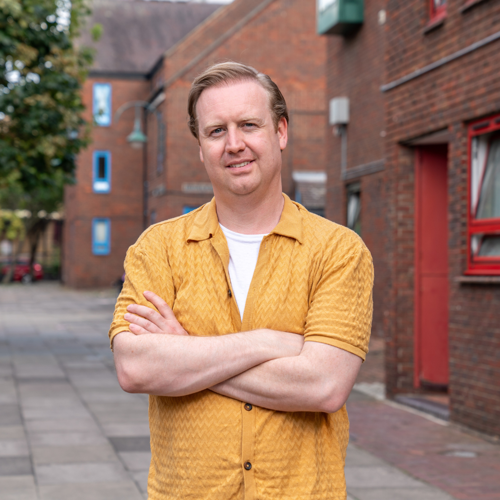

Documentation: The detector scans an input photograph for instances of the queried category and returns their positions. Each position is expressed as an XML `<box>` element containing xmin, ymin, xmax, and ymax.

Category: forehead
<box><xmin>196</xmin><ymin>79</ymin><xmax>271</xmax><ymax>125</ymax></box>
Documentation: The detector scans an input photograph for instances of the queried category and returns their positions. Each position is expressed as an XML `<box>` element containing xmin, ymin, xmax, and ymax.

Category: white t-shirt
<box><xmin>220</xmin><ymin>224</ymin><xmax>267</xmax><ymax>320</ymax></box>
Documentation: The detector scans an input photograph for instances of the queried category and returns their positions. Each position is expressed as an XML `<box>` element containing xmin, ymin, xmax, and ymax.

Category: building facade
<box><xmin>146</xmin><ymin>0</ymin><xmax>328</xmax><ymax>223</ymax></box>
<box><xmin>63</xmin><ymin>1</ymin><xmax>222</xmax><ymax>287</ymax></box>
<box><xmin>320</xmin><ymin>0</ymin><xmax>500</xmax><ymax>437</ymax></box>
<box><xmin>322</xmin><ymin>0</ymin><xmax>388</xmax><ymax>340</ymax></box>
<box><xmin>383</xmin><ymin>0</ymin><xmax>500</xmax><ymax>437</ymax></box>
<box><xmin>64</xmin><ymin>0</ymin><xmax>328</xmax><ymax>287</ymax></box>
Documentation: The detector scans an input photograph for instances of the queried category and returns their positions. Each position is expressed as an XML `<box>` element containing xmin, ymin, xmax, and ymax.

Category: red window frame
<box><xmin>467</xmin><ymin>113</ymin><xmax>500</xmax><ymax>275</ymax></box>
<box><xmin>429</xmin><ymin>0</ymin><xmax>447</xmax><ymax>22</ymax></box>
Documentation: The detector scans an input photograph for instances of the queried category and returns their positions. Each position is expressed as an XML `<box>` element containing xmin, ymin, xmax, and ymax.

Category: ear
<box><xmin>199</xmin><ymin>144</ymin><xmax>204</xmax><ymax>163</ymax></box>
<box><xmin>277</xmin><ymin>117</ymin><xmax>288</xmax><ymax>151</ymax></box>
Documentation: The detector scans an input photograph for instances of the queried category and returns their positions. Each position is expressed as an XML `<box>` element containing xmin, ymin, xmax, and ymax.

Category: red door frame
<box><xmin>414</xmin><ymin>148</ymin><xmax>423</xmax><ymax>388</ymax></box>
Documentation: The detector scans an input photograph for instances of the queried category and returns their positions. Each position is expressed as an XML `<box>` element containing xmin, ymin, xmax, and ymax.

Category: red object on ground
<box><xmin>1</xmin><ymin>262</ymin><xmax>44</xmax><ymax>282</ymax></box>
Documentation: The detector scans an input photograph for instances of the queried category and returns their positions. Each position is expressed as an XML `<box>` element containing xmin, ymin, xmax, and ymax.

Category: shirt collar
<box><xmin>186</xmin><ymin>193</ymin><xmax>304</xmax><ymax>244</ymax></box>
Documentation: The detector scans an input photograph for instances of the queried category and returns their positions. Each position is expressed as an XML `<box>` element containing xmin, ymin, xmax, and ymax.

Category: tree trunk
<box><xmin>28</xmin><ymin>219</ymin><xmax>48</xmax><ymax>279</ymax></box>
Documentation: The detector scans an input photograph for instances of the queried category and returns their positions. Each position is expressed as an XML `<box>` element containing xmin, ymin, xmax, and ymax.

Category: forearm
<box><xmin>113</xmin><ymin>329</ymin><xmax>303</xmax><ymax>397</ymax></box>
<box><xmin>211</xmin><ymin>342</ymin><xmax>362</xmax><ymax>413</ymax></box>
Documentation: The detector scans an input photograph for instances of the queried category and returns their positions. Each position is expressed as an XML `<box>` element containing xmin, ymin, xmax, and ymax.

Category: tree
<box><xmin>0</xmin><ymin>0</ymin><xmax>100</xmax><ymax>281</ymax></box>
<box><xmin>0</xmin><ymin>0</ymin><xmax>96</xmax><ymax>192</ymax></box>
<box><xmin>0</xmin><ymin>172</ymin><xmax>64</xmax><ymax>282</ymax></box>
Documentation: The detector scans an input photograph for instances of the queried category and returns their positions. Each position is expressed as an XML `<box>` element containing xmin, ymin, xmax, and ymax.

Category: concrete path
<box><xmin>0</xmin><ymin>282</ymin><xmax>494</xmax><ymax>499</ymax></box>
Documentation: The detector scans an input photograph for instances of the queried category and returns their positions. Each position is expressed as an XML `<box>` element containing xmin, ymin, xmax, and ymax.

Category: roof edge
<box><xmin>89</xmin><ymin>70</ymin><xmax>148</xmax><ymax>80</ymax></box>
<box><xmin>162</xmin><ymin>0</ymin><xmax>277</xmax><ymax>90</ymax></box>
<box><xmin>163</xmin><ymin>2</ymin><xmax>231</xmax><ymax>60</ymax></box>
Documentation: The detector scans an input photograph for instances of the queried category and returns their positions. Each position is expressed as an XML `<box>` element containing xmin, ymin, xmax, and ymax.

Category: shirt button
<box><xmin>244</xmin><ymin>403</ymin><xmax>253</xmax><ymax>411</ymax></box>
<box><xmin>228</xmin><ymin>289</ymin><xmax>232</xmax><ymax>298</ymax></box>
<box><xmin>244</xmin><ymin>461</ymin><xmax>252</xmax><ymax>471</ymax></box>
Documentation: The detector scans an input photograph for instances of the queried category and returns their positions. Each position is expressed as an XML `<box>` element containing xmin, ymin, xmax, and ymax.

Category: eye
<box><xmin>210</xmin><ymin>127</ymin><xmax>224</xmax><ymax>136</ymax></box>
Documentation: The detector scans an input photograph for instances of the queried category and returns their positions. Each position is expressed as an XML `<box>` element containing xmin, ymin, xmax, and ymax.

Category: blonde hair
<box><xmin>188</xmin><ymin>61</ymin><xmax>289</xmax><ymax>139</ymax></box>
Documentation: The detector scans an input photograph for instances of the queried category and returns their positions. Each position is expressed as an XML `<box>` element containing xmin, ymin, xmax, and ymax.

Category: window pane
<box><xmin>347</xmin><ymin>183</ymin><xmax>361</xmax><ymax>235</ymax></box>
<box><xmin>93</xmin><ymin>84</ymin><xmax>111</xmax><ymax>126</ymax></box>
<box><xmin>471</xmin><ymin>135</ymin><xmax>488</xmax><ymax>214</ymax></box>
<box><xmin>94</xmin><ymin>221</ymin><xmax>108</xmax><ymax>244</ymax></box>
<box><xmin>433</xmin><ymin>0</ymin><xmax>446</xmax><ymax>8</ymax></box>
<box><xmin>98</xmin><ymin>156</ymin><xmax>106</xmax><ymax>179</ymax></box>
<box><xmin>476</xmin><ymin>137</ymin><xmax>500</xmax><ymax>220</ymax></box>
<box><xmin>471</xmin><ymin>234</ymin><xmax>500</xmax><ymax>258</ymax></box>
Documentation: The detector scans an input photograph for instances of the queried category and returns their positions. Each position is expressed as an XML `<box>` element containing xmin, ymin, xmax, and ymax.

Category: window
<box><xmin>92</xmin><ymin>218</ymin><xmax>111</xmax><ymax>255</ymax></box>
<box><xmin>93</xmin><ymin>83</ymin><xmax>112</xmax><ymax>126</ymax></box>
<box><xmin>346</xmin><ymin>182</ymin><xmax>361</xmax><ymax>235</ymax></box>
<box><xmin>467</xmin><ymin>114</ymin><xmax>500</xmax><ymax>275</ymax></box>
<box><xmin>93</xmin><ymin>151</ymin><xmax>111</xmax><ymax>193</ymax></box>
<box><xmin>430</xmin><ymin>0</ymin><xmax>447</xmax><ymax>22</ymax></box>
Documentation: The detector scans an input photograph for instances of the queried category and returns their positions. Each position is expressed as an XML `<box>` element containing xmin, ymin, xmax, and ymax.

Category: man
<box><xmin>109</xmin><ymin>62</ymin><xmax>373</xmax><ymax>500</ymax></box>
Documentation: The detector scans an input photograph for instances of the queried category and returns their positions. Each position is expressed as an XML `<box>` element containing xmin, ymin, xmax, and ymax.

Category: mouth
<box><xmin>226</xmin><ymin>160</ymin><xmax>254</xmax><ymax>169</ymax></box>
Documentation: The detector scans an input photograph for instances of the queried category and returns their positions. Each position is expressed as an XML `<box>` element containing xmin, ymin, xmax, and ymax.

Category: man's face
<box><xmin>196</xmin><ymin>79</ymin><xmax>288</xmax><ymax>199</ymax></box>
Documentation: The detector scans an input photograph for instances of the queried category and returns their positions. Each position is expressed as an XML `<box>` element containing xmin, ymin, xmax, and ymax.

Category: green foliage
<box><xmin>0</xmin><ymin>0</ymin><xmax>94</xmax><ymax>192</ymax></box>
<box><xmin>0</xmin><ymin>209</ymin><xmax>24</xmax><ymax>241</ymax></box>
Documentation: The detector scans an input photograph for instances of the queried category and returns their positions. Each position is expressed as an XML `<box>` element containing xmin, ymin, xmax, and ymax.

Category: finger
<box><xmin>128</xmin><ymin>322</ymin><xmax>154</xmax><ymax>336</ymax></box>
<box><xmin>127</xmin><ymin>304</ymin><xmax>165</xmax><ymax>327</ymax></box>
<box><xmin>124</xmin><ymin>313</ymin><xmax>162</xmax><ymax>334</ymax></box>
<box><xmin>143</xmin><ymin>291</ymin><xmax>176</xmax><ymax>320</ymax></box>
<box><xmin>143</xmin><ymin>291</ymin><xmax>188</xmax><ymax>335</ymax></box>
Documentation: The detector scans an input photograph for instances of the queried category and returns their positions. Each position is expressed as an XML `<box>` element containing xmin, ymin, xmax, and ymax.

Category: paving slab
<box><xmin>348</xmin><ymin>488</ymin><xmax>457</xmax><ymax>500</ymax></box>
<box><xmin>31</xmin><ymin>444</ymin><xmax>119</xmax><ymax>465</ymax></box>
<box><xmin>119</xmin><ymin>451</ymin><xmax>152</xmax><ymax>472</ymax></box>
<box><xmin>0</xmin><ymin>439</ymin><xmax>30</xmax><ymax>457</ymax></box>
<box><xmin>0</xmin><ymin>476</ymin><xmax>37</xmax><ymax>500</ymax></box>
<box><xmin>1</xmin><ymin>283</ymin><xmax>497</xmax><ymax>500</ymax></box>
<box><xmin>0</xmin><ymin>456</ymin><xmax>33</xmax><ymax>476</ymax></box>
<box><xmin>35</xmin><ymin>462</ymin><xmax>130</xmax><ymax>485</ymax></box>
<box><xmin>38</xmin><ymin>481</ymin><xmax>144</xmax><ymax>500</ymax></box>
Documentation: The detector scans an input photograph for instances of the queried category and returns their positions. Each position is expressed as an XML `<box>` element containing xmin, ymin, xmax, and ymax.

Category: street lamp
<box><xmin>127</xmin><ymin>105</ymin><xmax>148</xmax><ymax>149</ymax></box>
<box><xmin>115</xmin><ymin>101</ymin><xmax>150</xmax><ymax>228</ymax></box>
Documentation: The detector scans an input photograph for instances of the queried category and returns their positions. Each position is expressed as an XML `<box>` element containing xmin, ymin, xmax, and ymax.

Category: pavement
<box><xmin>0</xmin><ymin>282</ymin><xmax>498</xmax><ymax>500</ymax></box>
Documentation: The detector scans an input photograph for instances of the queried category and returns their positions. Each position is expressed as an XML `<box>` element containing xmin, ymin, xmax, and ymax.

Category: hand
<box><xmin>124</xmin><ymin>291</ymin><xmax>188</xmax><ymax>336</ymax></box>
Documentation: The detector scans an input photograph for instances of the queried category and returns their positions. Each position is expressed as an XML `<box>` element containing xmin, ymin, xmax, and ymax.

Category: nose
<box><xmin>225</xmin><ymin>127</ymin><xmax>245</xmax><ymax>154</ymax></box>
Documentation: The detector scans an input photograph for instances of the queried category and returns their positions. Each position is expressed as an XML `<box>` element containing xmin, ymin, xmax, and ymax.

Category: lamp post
<box><xmin>115</xmin><ymin>101</ymin><xmax>149</xmax><ymax>229</ymax></box>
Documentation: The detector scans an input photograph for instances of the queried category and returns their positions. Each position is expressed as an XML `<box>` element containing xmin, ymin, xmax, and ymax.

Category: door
<box><xmin>415</xmin><ymin>145</ymin><xmax>449</xmax><ymax>387</ymax></box>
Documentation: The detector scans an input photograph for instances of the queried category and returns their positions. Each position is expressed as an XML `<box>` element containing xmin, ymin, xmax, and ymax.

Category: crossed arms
<box><xmin>112</xmin><ymin>291</ymin><xmax>362</xmax><ymax>413</ymax></box>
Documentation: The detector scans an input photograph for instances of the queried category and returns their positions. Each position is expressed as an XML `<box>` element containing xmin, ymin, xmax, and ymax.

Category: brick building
<box><xmin>146</xmin><ymin>0</ymin><xmax>327</xmax><ymax>222</ymax></box>
<box><xmin>320</xmin><ymin>0</ymin><xmax>500</xmax><ymax>436</ymax></box>
<box><xmin>322</xmin><ymin>0</ymin><xmax>388</xmax><ymax>340</ymax></box>
<box><xmin>64</xmin><ymin>0</ymin><xmax>328</xmax><ymax>287</ymax></box>
<box><xmin>63</xmin><ymin>0</ymin><xmax>222</xmax><ymax>287</ymax></box>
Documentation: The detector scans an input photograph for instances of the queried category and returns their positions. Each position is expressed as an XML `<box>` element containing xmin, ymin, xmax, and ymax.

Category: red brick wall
<box><xmin>324</xmin><ymin>0</ymin><xmax>388</xmax><ymax>339</ymax></box>
<box><xmin>63</xmin><ymin>77</ymin><xmax>149</xmax><ymax>288</ymax></box>
<box><xmin>384</xmin><ymin>0</ymin><xmax>500</xmax><ymax>435</ymax></box>
<box><xmin>149</xmin><ymin>0</ymin><xmax>327</xmax><ymax>222</ymax></box>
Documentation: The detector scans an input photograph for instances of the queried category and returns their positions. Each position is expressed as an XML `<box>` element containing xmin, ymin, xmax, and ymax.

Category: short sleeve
<box><xmin>108</xmin><ymin>234</ymin><xmax>175</xmax><ymax>350</ymax></box>
<box><xmin>303</xmin><ymin>234</ymin><xmax>374</xmax><ymax>361</ymax></box>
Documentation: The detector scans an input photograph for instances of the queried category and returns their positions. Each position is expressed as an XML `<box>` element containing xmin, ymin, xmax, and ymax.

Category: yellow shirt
<box><xmin>109</xmin><ymin>194</ymin><xmax>373</xmax><ymax>500</ymax></box>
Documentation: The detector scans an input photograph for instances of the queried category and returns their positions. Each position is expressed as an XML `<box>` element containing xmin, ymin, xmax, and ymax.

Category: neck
<box><xmin>215</xmin><ymin>187</ymin><xmax>285</xmax><ymax>235</ymax></box>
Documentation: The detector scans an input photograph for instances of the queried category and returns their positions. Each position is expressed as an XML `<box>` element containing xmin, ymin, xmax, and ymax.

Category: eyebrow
<box><xmin>202</xmin><ymin>117</ymin><xmax>264</xmax><ymax>136</ymax></box>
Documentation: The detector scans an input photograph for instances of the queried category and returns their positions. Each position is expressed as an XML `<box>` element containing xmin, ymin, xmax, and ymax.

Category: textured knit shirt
<box><xmin>109</xmin><ymin>194</ymin><xmax>374</xmax><ymax>500</ymax></box>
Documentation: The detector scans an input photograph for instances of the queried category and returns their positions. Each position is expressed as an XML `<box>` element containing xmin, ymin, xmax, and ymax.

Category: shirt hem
<box><xmin>304</xmin><ymin>336</ymin><xmax>366</xmax><ymax>361</ymax></box>
<box><xmin>109</xmin><ymin>326</ymin><xmax>131</xmax><ymax>351</ymax></box>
